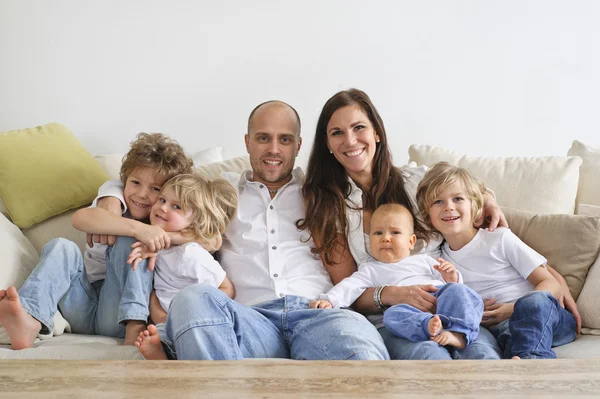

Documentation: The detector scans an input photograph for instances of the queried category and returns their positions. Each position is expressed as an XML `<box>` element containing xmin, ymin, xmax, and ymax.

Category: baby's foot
<box><xmin>135</xmin><ymin>324</ymin><xmax>168</xmax><ymax>360</ymax></box>
<box><xmin>0</xmin><ymin>286</ymin><xmax>42</xmax><ymax>350</ymax></box>
<box><xmin>427</xmin><ymin>315</ymin><xmax>443</xmax><ymax>337</ymax></box>
<box><xmin>511</xmin><ymin>356</ymin><xmax>521</xmax><ymax>360</ymax></box>
<box><xmin>124</xmin><ymin>320</ymin><xmax>147</xmax><ymax>346</ymax></box>
<box><xmin>431</xmin><ymin>331</ymin><xmax>467</xmax><ymax>349</ymax></box>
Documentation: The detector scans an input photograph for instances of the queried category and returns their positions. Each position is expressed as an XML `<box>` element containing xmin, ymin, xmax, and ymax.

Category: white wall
<box><xmin>1</xmin><ymin>0</ymin><xmax>599</xmax><ymax>169</ymax></box>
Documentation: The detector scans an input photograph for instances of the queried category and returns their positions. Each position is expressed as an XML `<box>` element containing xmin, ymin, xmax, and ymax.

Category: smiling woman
<box><xmin>299</xmin><ymin>88</ymin><xmax>507</xmax><ymax>361</ymax></box>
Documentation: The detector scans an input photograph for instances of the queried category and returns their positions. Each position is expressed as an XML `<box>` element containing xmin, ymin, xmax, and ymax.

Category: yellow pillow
<box><xmin>0</xmin><ymin>123</ymin><xmax>109</xmax><ymax>228</ymax></box>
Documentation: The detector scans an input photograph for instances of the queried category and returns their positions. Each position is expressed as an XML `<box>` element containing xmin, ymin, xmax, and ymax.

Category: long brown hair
<box><xmin>298</xmin><ymin>89</ymin><xmax>425</xmax><ymax>265</ymax></box>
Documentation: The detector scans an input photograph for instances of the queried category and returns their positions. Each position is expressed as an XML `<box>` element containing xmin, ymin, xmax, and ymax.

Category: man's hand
<box><xmin>381</xmin><ymin>285</ymin><xmax>439</xmax><ymax>313</ymax></box>
<box><xmin>309</xmin><ymin>299</ymin><xmax>333</xmax><ymax>309</ymax></box>
<box><xmin>481</xmin><ymin>302</ymin><xmax>514</xmax><ymax>327</ymax></box>
<box><xmin>475</xmin><ymin>192</ymin><xmax>508</xmax><ymax>231</ymax></box>
<box><xmin>560</xmin><ymin>286</ymin><xmax>582</xmax><ymax>335</ymax></box>
<box><xmin>128</xmin><ymin>242</ymin><xmax>158</xmax><ymax>271</ymax></box>
<box><xmin>434</xmin><ymin>258</ymin><xmax>458</xmax><ymax>283</ymax></box>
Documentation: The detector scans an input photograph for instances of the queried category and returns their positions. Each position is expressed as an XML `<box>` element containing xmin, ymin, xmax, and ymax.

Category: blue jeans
<box><xmin>18</xmin><ymin>237</ymin><xmax>153</xmax><ymax>338</ymax></box>
<box><xmin>488</xmin><ymin>291</ymin><xmax>577</xmax><ymax>359</ymax></box>
<box><xmin>383</xmin><ymin>283</ymin><xmax>483</xmax><ymax>345</ymax></box>
<box><xmin>163</xmin><ymin>284</ymin><xmax>390</xmax><ymax>360</ymax></box>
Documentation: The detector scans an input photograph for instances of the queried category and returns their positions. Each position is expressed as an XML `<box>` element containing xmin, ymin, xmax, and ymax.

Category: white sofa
<box><xmin>1</xmin><ymin>139</ymin><xmax>599</xmax><ymax>360</ymax></box>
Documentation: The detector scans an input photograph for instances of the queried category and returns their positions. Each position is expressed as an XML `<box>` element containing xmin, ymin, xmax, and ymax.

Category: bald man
<box><xmin>149</xmin><ymin>101</ymin><xmax>390</xmax><ymax>361</ymax></box>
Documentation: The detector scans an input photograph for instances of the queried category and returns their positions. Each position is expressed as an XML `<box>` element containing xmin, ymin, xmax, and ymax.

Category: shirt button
<box><xmin>272</xmin><ymin>246</ymin><xmax>277</xmax><ymax>250</ymax></box>
<box><xmin>270</xmin><ymin>229</ymin><xmax>275</xmax><ymax>234</ymax></box>
<box><xmin>270</xmin><ymin>205</ymin><xmax>273</xmax><ymax>210</ymax></box>
<box><xmin>259</xmin><ymin>185</ymin><xmax>264</xmax><ymax>189</ymax></box>
<box><xmin>273</xmin><ymin>273</ymin><xmax>278</xmax><ymax>278</ymax></box>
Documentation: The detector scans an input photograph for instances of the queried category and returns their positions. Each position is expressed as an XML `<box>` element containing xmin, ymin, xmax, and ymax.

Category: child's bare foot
<box><xmin>124</xmin><ymin>320</ymin><xmax>147</xmax><ymax>345</ymax></box>
<box><xmin>0</xmin><ymin>286</ymin><xmax>42</xmax><ymax>350</ymax></box>
<box><xmin>431</xmin><ymin>330</ymin><xmax>467</xmax><ymax>349</ymax></box>
<box><xmin>135</xmin><ymin>324</ymin><xmax>167</xmax><ymax>360</ymax></box>
<box><xmin>512</xmin><ymin>356</ymin><xmax>521</xmax><ymax>360</ymax></box>
<box><xmin>427</xmin><ymin>315</ymin><xmax>443</xmax><ymax>337</ymax></box>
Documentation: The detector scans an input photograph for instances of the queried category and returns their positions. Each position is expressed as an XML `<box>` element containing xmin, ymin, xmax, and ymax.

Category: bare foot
<box><xmin>124</xmin><ymin>320</ymin><xmax>147</xmax><ymax>346</ymax></box>
<box><xmin>135</xmin><ymin>324</ymin><xmax>167</xmax><ymax>360</ymax></box>
<box><xmin>431</xmin><ymin>331</ymin><xmax>467</xmax><ymax>349</ymax></box>
<box><xmin>512</xmin><ymin>356</ymin><xmax>521</xmax><ymax>360</ymax></box>
<box><xmin>427</xmin><ymin>315</ymin><xmax>443</xmax><ymax>337</ymax></box>
<box><xmin>0</xmin><ymin>286</ymin><xmax>42</xmax><ymax>350</ymax></box>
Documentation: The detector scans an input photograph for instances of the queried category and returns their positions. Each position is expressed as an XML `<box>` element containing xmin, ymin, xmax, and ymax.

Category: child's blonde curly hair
<box><xmin>416</xmin><ymin>162</ymin><xmax>486</xmax><ymax>234</ymax></box>
<box><xmin>162</xmin><ymin>173</ymin><xmax>238</xmax><ymax>246</ymax></box>
<box><xmin>120</xmin><ymin>133</ymin><xmax>193</xmax><ymax>184</ymax></box>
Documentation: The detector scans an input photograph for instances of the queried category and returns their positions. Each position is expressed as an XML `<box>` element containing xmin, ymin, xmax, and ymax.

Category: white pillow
<box><xmin>0</xmin><ymin>213</ymin><xmax>70</xmax><ymax>344</ymax></box>
<box><xmin>192</xmin><ymin>146</ymin><xmax>223</xmax><ymax>166</ymax></box>
<box><xmin>577</xmin><ymin>252</ymin><xmax>600</xmax><ymax>331</ymax></box>
<box><xmin>568</xmin><ymin>140</ymin><xmax>600</xmax><ymax>211</ymax></box>
<box><xmin>94</xmin><ymin>154</ymin><xmax>123</xmax><ymax>181</ymax></box>
<box><xmin>408</xmin><ymin>145</ymin><xmax>582</xmax><ymax>215</ymax></box>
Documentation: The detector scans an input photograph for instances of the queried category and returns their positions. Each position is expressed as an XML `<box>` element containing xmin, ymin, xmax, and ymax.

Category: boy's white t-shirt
<box><xmin>321</xmin><ymin>254</ymin><xmax>461</xmax><ymax>308</ymax></box>
<box><xmin>441</xmin><ymin>228</ymin><xmax>547</xmax><ymax>304</ymax></box>
<box><xmin>154</xmin><ymin>242</ymin><xmax>227</xmax><ymax>312</ymax></box>
<box><xmin>84</xmin><ymin>179</ymin><xmax>127</xmax><ymax>283</ymax></box>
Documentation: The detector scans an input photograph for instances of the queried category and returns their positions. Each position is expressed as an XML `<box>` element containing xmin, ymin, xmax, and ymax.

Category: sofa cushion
<box><xmin>0</xmin><ymin>123</ymin><xmax>109</xmax><ymax>228</ymax></box>
<box><xmin>502</xmin><ymin>207</ymin><xmax>600</xmax><ymax>303</ymax></box>
<box><xmin>196</xmin><ymin>155</ymin><xmax>251</xmax><ymax>179</ymax></box>
<box><xmin>568</xmin><ymin>140</ymin><xmax>600</xmax><ymax>212</ymax></box>
<box><xmin>0</xmin><ymin>213</ymin><xmax>70</xmax><ymax>345</ymax></box>
<box><xmin>577</xmin><ymin>252</ymin><xmax>600</xmax><ymax>330</ymax></box>
<box><xmin>408</xmin><ymin>145</ymin><xmax>582</xmax><ymax>214</ymax></box>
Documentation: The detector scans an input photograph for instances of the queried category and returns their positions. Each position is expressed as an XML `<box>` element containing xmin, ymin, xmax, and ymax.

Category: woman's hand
<box><xmin>381</xmin><ymin>285</ymin><xmax>439</xmax><ymax>313</ymax></box>
<box><xmin>481</xmin><ymin>299</ymin><xmax>514</xmax><ymax>327</ymax></box>
<box><xmin>476</xmin><ymin>192</ymin><xmax>508</xmax><ymax>231</ymax></box>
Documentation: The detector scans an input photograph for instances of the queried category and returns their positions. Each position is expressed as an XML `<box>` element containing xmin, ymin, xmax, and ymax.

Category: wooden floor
<box><xmin>1</xmin><ymin>359</ymin><xmax>599</xmax><ymax>398</ymax></box>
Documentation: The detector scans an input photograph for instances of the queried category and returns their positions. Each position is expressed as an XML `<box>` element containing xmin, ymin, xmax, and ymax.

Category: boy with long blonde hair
<box><xmin>417</xmin><ymin>162</ymin><xmax>577</xmax><ymax>359</ymax></box>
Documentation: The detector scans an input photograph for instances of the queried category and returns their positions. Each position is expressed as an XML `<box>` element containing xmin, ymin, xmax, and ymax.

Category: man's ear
<box><xmin>244</xmin><ymin>134</ymin><xmax>250</xmax><ymax>154</ymax></box>
<box><xmin>296</xmin><ymin>136</ymin><xmax>302</xmax><ymax>156</ymax></box>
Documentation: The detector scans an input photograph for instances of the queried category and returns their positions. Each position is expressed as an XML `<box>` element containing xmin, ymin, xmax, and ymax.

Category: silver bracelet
<box><xmin>373</xmin><ymin>285</ymin><xmax>388</xmax><ymax>311</ymax></box>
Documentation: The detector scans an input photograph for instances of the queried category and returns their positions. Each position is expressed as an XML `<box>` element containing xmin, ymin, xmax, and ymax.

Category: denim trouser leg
<box><xmin>99</xmin><ymin>236</ymin><xmax>154</xmax><ymax>338</ymax></box>
<box><xmin>450</xmin><ymin>327</ymin><xmax>502</xmax><ymax>360</ymax></box>
<box><xmin>165</xmin><ymin>285</ymin><xmax>289</xmax><ymax>360</ymax></box>
<box><xmin>378</xmin><ymin>326</ymin><xmax>453</xmax><ymax>360</ymax></box>
<box><xmin>383</xmin><ymin>283</ymin><xmax>483</xmax><ymax>345</ymax></box>
<box><xmin>18</xmin><ymin>238</ymin><xmax>99</xmax><ymax>334</ymax></box>
<box><xmin>269</xmin><ymin>299</ymin><xmax>388</xmax><ymax>360</ymax></box>
<box><xmin>493</xmin><ymin>291</ymin><xmax>577</xmax><ymax>359</ymax></box>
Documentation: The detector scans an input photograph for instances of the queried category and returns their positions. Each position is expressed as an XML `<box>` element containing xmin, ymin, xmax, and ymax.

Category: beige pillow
<box><xmin>502</xmin><ymin>207</ymin><xmax>600</xmax><ymax>301</ymax></box>
<box><xmin>0</xmin><ymin>213</ymin><xmax>70</xmax><ymax>344</ymax></box>
<box><xmin>409</xmin><ymin>145</ymin><xmax>582</xmax><ymax>215</ymax></box>
<box><xmin>577</xmin><ymin>253</ymin><xmax>600</xmax><ymax>330</ymax></box>
<box><xmin>568</xmin><ymin>140</ymin><xmax>600</xmax><ymax>211</ymax></box>
<box><xmin>196</xmin><ymin>155</ymin><xmax>251</xmax><ymax>179</ymax></box>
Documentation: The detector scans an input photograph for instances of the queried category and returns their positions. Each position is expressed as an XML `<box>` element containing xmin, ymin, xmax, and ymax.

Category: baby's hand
<box><xmin>434</xmin><ymin>258</ymin><xmax>458</xmax><ymax>283</ymax></box>
<box><xmin>128</xmin><ymin>242</ymin><xmax>158</xmax><ymax>271</ymax></box>
<box><xmin>309</xmin><ymin>299</ymin><xmax>333</xmax><ymax>309</ymax></box>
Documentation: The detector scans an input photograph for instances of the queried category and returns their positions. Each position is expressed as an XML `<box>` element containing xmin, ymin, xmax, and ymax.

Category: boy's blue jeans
<box><xmin>162</xmin><ymin>284</ymin><xmax>390</xmax><ymax>360</ymax></box>
<box><xmin>18</xmin><ymin>237</ymin><xmax>153</xmax><ymax>338</ymax></box>
<box><xmin>383</xmin><ymin>283</ymin><xmax>483</xmax><ymax>346</ymax></box>
<box><xmin>488</xmin><ymin>291</ymin><xmax>577</xmax><ymax>359</ymax></box>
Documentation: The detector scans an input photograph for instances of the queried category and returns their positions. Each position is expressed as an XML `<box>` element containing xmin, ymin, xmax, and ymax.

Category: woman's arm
<box><xmin>319</xmin><ymin>234</ymin><xmax>438</xmax><ymax>315</ymax></box>
<box><xmin>546</xmin><ymin>264</ymin><xmax>582</xmax><ymax>334</ymax></box>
